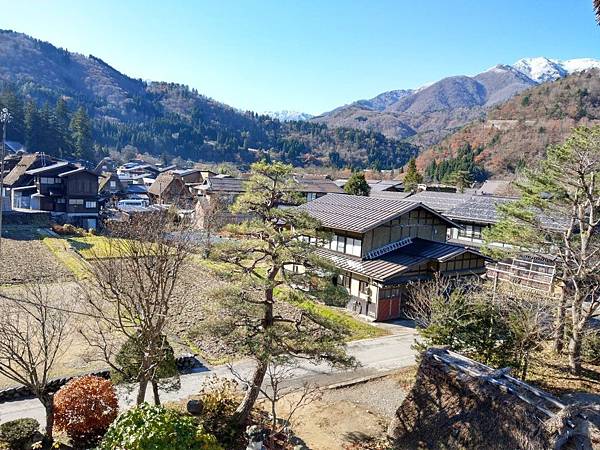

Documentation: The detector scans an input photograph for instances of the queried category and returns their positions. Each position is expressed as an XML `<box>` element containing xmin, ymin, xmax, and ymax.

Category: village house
<box><xmin>9</xmin><ymin>159</ymin><xmax>100</xmax><ymax>229</ymax></box>
<box><xmin>148</xmin><ymin>171</ymin><xmax>194</xmax><ymax>206</ymax></box>
<box><xmin>335</xmin><ymin>178</ymin><xmax>404</xmax><ymax>194</ymax></box>
<box><xmin>405</xmin><ymin>190</ymin><xmax>565</xmax><ymax>293</ymax></box>
<box><xmin>293</xmin><ymin>175</ymin><xmax>344</xmax><ymax>202</ymax></box>
<box><xmin>298</xmin><ymin>194</ymin><xmax>489</xmax><ymax>321</ymax></box>
<box><xmin>2</xmin><ymin>153</ymin><xmax>58</xmax><ymax>212</ymax></box>
<box><xmin>98</xmin><ymin>171</ymin><xmax>126</xmax><ymax>205</ymax></box>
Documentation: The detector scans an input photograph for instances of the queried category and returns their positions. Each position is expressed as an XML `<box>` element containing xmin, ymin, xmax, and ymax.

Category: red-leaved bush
<box><xmin>53</xmin><ymin>375</ymin><xmax>119</xmax><ymax>444</ymax></box>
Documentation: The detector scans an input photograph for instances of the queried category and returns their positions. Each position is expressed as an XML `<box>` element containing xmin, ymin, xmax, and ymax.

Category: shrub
<box><xmin>51</xmin><ymin>223</ymin><xmax>86</xmax><ymax>236</ymax></box>
<box><xmin>99</xmin><ymin>403</ymin><xmax>222</xmax><ymax>450</ymax></box>
<box><xmin>53</xmin><ymin>375</ymin><xmax>118</xmax><ymax>445</ymax></box>
<box><xmin>582</xmin><ymin>329</ymin><xmax>600</xmax><ymax>364</ymax></box>
<box><xmin>112</xmin><ymin>334</ymin><xmax>178</xmax><ymax>385</ymax></box>
<box><xmin>0</xmin><ymin>418</ymin><xmax>40</xmax><ymax>450</ymax></box>
<box><xmin>197</xmin><ymin>377</ymin><xmax>241</xmax><ymax>447</ymax></box>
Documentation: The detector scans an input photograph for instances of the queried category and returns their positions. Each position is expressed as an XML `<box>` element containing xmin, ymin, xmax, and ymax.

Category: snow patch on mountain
<box><xmin>263</xmin><ymin>110</ymin><xmax>313</xmax><ymax>121</ymax></box>
<box><xmin>512</xmin><ymin>57</ymin><xmax>600</xmax><ymax>83</ymax></box>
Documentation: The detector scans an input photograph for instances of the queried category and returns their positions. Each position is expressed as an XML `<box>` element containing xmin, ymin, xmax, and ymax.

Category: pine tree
<box><xmin>209</xmin><ymin>162</ymin><xmax>353</xmax><ymax>427</ymax></box>
<box><xmin>24</xmin><ymin>100</ymin><xmax>43</xmax><ymax>151</ymax></box>
<box><xmin>70</xmin><ymin>107</ymin><xmax>93</xmax><ymax>160</ymax></box>
<box><xmin>403</xmin><ymin>157</ymin><xmax>423</xmax><ymax>192</ymax></box>
<box><xmin>344</xmin><ymin>172</ymin><xmax>370</xmax><ymax>196</ymax></box>
<box><xmin>485</xmin><ymin>126</ymin><xmax>600</xmax><ymax>374</ymax></box>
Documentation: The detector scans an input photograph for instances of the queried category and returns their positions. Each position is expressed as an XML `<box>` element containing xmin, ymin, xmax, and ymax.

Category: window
<box><xmin>380</xmin><ymin>287</ymin><xmax>401</xmax><ymax>299</ymax></box>
<box><xmin>41</xmin><ymin>177</ymin><xmax>61</xmax><ymax>184</ymax></box>
<box><xmin>458</xmin><ymin>224</ymin><xmax>484</xmax><ymax>241</ymax></box>
<box><xmin>338</xmin><ymin>273</ymin><xmax>351</xmax><ymax>289</ymax></box>
<box><xmin>336</xmin><ymin>235</ymin><xmax>345</xmax><ymax>253</ymax></box>
<box><xmin>85</xmin><ymin>201</ymin><xmax>97</xmax><ymax>209</ymax></box>
<box><xmin>69</xmin><ymin>199</ymin><xmax>84</xmax><ymax>205</ymax></box>
<box><xmin>359</xmin><ymin>280</ymin><xmax>369</xmax><ymax>295</ymax></box>
<box><xmin>109</xmin><ymin>181</ymin><xmax>117</xmax><ymax>188</ymax></box>
<box><xmin>306</xmin><ymin>192</ymin><xmax>317</xmax><ymax>201</ymax></box>
<box><xmin>347</xmin><ymin>237</ymin><xmax>362</xmax><ymax>257</ymax></box>
<box><xmin>56</xmin><ymin>198</ymin><xmax>65</xmax><ymax>204</ymax></box>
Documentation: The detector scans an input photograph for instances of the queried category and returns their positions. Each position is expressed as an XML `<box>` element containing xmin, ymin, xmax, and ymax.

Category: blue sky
<box><xmin>1</xmin><ymin>0</ymin><xmax>599</xmax><ymax>114</ymax></box>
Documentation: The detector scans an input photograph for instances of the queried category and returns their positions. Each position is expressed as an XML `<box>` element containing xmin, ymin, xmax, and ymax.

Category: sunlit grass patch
<box><xmin>292</xmin><ymin>299</ymin><xmax>389</xmax><ymax>341</ymax></box>
<box><xmin>41</xmin><ymin>237</ymin><xmax>89</xmax><ymax>279</ymax></box>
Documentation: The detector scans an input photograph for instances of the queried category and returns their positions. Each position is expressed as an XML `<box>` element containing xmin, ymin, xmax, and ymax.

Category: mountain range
<box><xmin>312</xmin><ymin>57</ymin><xmax>600</xmax><ymax>147</ymax></box>
<box><xmin>0</xmin><ymin>29</ymin><xmax>598</xmax><ymax>177</ymax></box>
<box><xmin>417</xmin><ymin>67</ymin><xmax>600</xmax><ymax>177</ymax></box>
<box><xmin>0</xmin><ymin>29</ymin><xmax>416</xmax><ymax>169</ymax></box>
<box><xmin>263</xmin><ymin>110</ymin><xmax>314</xmax><ymax>122</ymax></box>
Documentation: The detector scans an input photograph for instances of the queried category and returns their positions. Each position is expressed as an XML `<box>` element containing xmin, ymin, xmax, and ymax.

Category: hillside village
<box><xmin>0</xmin><ymin>5</ymin><xmax>600</xmax><ymax>450</ymax></box>
<box><xmin>0</xmin><ymin>141</ymin><xmax>599</xmax><ymax>449</ymax></box>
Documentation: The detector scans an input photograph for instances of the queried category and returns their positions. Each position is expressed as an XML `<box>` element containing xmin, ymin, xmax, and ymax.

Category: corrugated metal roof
<box><xmin>315</xmin><ymin>237</ymin><xmax>488</xmax><ymax>281</ymax></box>
<box><xmin>299</xmin><ymin>193</ymin><xmax>458</xmax><ymax>233</ymax></box>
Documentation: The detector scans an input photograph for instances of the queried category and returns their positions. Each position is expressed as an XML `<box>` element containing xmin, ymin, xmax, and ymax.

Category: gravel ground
<box><xmin>0</xmin><ymin>228</ymin><xmax>74</xmax><ymax>284</ymax></box>
<box><xmin>325</xmin><ymin>375</ymin><xmax>408</xmax><ymax>418</ymax></box>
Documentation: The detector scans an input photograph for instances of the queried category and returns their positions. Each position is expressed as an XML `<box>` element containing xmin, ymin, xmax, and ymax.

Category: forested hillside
<box><xmin>0</xmin><ymin>30</ymin><xmax>417</xmax><ymax>169</ymax></box>
<box><xmin>417</xmin><ymin>69</ymin><xmax>600</xmax><ymax>178</ymax></box>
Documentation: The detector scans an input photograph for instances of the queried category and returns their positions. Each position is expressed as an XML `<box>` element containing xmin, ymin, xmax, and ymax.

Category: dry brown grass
<box><xmin>527</xmin><ymin>348</ymin><xmax>600</xmax><ymax>397</ymax></box>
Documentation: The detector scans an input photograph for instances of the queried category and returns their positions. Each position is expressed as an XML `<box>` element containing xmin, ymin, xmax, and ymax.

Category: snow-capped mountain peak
<box><xmin>561</xmin><ymin>58</ymin><xmax>600</xmax><ymax>74</ymax></box>
<box><xmin>511</xmin><ymin>57</ymin><xmax>600</xmax><ymax>83</ymax></box>
<box><xmin>263</xmin><ymin>110</ymin><xmax>313</xmax><ymax>121</ymax></box>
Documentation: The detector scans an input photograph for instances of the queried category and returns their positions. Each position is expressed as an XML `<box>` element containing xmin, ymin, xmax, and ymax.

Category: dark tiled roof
<box><xmin>315</xmin><ymin>237</ymin><xmax>488</xmax><ymax>281</ymax></box>
<box><xmin>369</xmin><ymin>191</ymin><xmax>413</xmax><ymax>200</ymax></box>
<box><xmin>446</xmin><ymin>195</ymin><xmax>569</xmax><ymax>231</ymax></box>
<box><xmin>445</xmin><ymin>196</ymin><xmax>515</xmax><ymax>224</ymax></box>
<box><xmin>299</xmin><ymin>193</ymin><xmax>457</xmax><ymax>233</ymax></box>
<box><xmin>127</xmin><ymin>184</ymin><xmax>148</xmax><ymax>194</ymax></box>
<box><xmin>406</xmin><ymin>191</ymin><xmax>472</xmax><ymax>213</ymax></box>
<box><xmin>205</xmin><ymin>177</ymin><xmax>248</xmax><ymax>193</ymax></box>
<box><xmin>295</xmin><ymin>178</ymin><xmax>344</xmax><ymax>194</ymax></box>
<box><xmin>368</xmin><ymin>180</ymin><xmax>404</xmax><ymax>192</ymax></box>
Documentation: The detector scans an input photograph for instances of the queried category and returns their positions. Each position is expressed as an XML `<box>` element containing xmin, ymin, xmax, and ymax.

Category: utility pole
<box><xmin>0</xmin><ymin>108</ymin><xmax>12</xmax><ymax>258</ymax></box>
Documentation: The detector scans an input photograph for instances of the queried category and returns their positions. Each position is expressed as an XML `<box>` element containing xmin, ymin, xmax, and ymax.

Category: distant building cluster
<box><xmin>1</xmin><ymin>145</ymin><xmax>564</xmax><ymax>321</ymax></box>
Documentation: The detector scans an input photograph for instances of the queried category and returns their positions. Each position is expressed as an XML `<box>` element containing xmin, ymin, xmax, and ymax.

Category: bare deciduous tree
<box><xmin>195</xmin><ymin>193</ymin><xmax>227</xmax><ymax>257</ymax></box>
<box><xmin>491</xmin><ymin>285</ymin><xmax>555</xmax><ymax>379</ymax></box>
<box><xmin>0</xmin><ymin>283</ymin><xmax>72</xmax><ymax>439</ymax></box>
<box><xmin>230</xmin><ymin>358</ymin><xmax>321</xmax><ymax>446</ymax></box>
<box><xmin>82</xmin><ymin>211</ymin><xmax>196</xmax><ymax>405</ymax></box>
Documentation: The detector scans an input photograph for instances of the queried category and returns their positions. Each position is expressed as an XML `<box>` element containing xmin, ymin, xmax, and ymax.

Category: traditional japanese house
<box><xmin>298</xmin><ymin>194</ymin><xmax>489</xmax><ymax>321</ymax></box>
<box><xmin>11</xmin><ymin>161</ymin><xmax>100</xmax><ymax>229</ymax></box>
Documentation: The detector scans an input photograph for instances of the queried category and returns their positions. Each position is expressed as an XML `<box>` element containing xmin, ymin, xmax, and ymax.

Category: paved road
<box><xmin>0</xmin><ymin>326</ymin><xmax>417</xmax><ymax>424</ymax></box>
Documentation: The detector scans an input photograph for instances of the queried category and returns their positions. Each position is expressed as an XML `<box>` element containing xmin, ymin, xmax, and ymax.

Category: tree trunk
<box><xmin>568</xmin><ymin>288</ymin><xmax>586</xmax><ymax>375</ymax></box>
<box><xmin>137</xmin><ymin>379</ymin><xmax>148</xmax><ymax>404</ymax></box>
<box><xmin>553</xmin><ymin>290</ymin><xmax>567</xmax><ymax>354</ymax></box>
<box><xmin>234</xmin><ymin>285</ymin><xmax>275</xmax><ymax>428</ymax></box>
<box><xmin>39</xmin><ymin>393</ymin><xmax>54</xmax><ymax>440</ymax></box>
<box><xmin>234</xmin><ymin>359</ymin><xmax>269</xmax><ymax>428</ymax></box>
<box><xmin>568</xmin><ymin>323</ymin><xmax>584</xmax><ymax>375</ymax></box>
<box><xmin>520</xmin><ymin>351</ymin><xmax>529</xmax><ymax>381</ymax></box>
<box><xmin>152</xmin><ymin>380</ymin><xmax>160</xmax><ymax>405</ymax></box>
